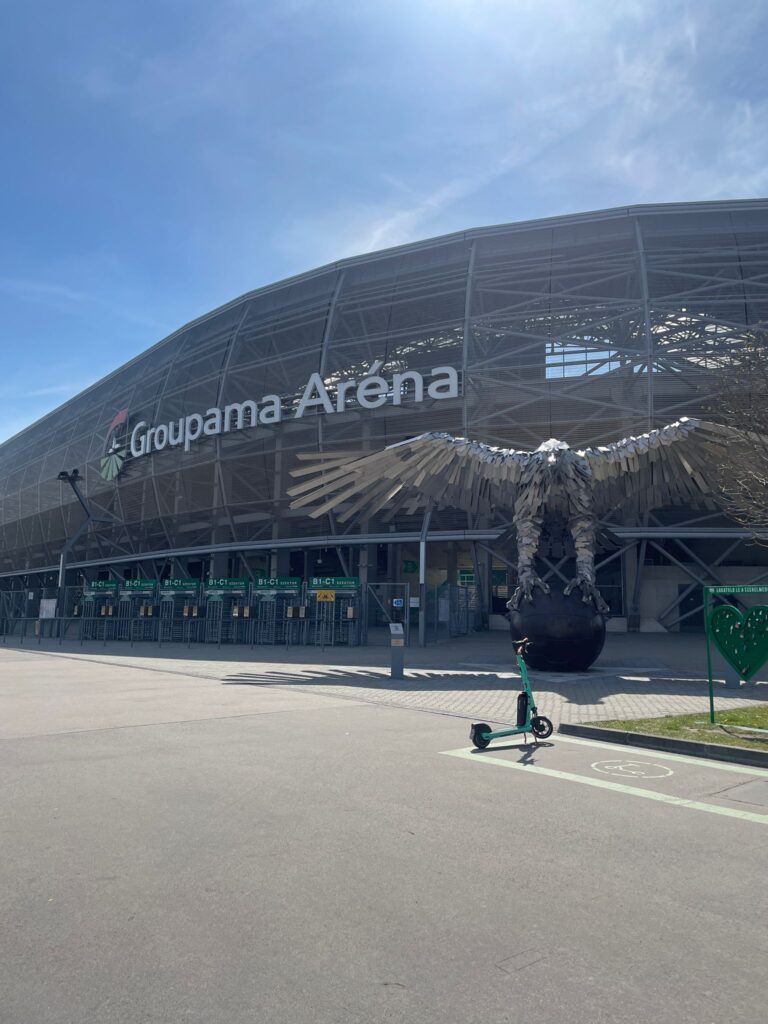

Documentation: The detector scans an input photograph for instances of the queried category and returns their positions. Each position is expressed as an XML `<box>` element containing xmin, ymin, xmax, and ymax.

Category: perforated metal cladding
<box><xmin>2</xmin><ymin>201</ymin><xmax>768</xmax><ymax>574</ymax></box>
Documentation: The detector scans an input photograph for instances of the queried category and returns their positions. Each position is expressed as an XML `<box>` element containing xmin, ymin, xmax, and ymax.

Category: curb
<box><xmin>558</xmin><ymin>722</ymin><xmax>768</xmax><ymax>770</ymax></box>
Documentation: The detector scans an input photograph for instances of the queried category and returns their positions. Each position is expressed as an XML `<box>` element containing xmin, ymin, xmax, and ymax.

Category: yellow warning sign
<box><xmin>316</xmin><ymin>589</ymin><xmax>336</xmax><ymax>603</ymax></box>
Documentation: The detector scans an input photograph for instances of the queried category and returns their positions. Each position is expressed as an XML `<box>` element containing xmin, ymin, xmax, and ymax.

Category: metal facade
<box><xmin>2</xmin><ymin>199</ymin><xmax>768</xmax><ymax>583</ymax></box>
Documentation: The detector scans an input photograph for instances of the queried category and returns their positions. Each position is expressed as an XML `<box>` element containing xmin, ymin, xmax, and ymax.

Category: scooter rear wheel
<box><xmin>531</xmin><ymin>716</ymin><xmax>553</xmax><ymax>739</ymax></box>
<box><xmin>470</xmin><ymin>723</ymin><xmax>492</xmax><ymax>749</ymax></box>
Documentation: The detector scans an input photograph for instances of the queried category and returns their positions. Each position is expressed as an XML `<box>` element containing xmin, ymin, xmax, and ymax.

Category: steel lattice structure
<box><xmin>2</xmin><ymin>199</ymin><xmax>768</xmax><ymax>628</ymax></box>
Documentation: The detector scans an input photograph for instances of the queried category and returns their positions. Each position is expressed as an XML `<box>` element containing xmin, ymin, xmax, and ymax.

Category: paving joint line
<box><xmin>0</xmin><ymin>700</ymin><xmax>372</xmax><ymax>743</ymax></box>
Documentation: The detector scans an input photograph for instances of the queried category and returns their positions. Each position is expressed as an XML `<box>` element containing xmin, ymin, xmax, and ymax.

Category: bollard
<box><xmin>389</xmin><ymin>622</ymin><xmax>405</xmax><ymax>680</ymax></box>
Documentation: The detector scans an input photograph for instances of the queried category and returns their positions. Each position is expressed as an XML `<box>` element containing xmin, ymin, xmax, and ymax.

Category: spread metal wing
<box><xmin>287</xmin><ymin>432</ymin><xmax>532</xmax><ymax>521</ymax></box>
<box><xmin>580</xmin><ymin>417</ymin><xmax>733</xmax><ymax>514</ymax></box>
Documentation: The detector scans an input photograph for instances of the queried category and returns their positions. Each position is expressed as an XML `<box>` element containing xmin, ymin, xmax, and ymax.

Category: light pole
<box><xmin>57</xmin><ymin>469</ymin><xmax>114</xmax><ymax>614</ymax></box>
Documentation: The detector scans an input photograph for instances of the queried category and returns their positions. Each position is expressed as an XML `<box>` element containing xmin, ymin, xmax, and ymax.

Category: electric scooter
<box><xmin>470</xmin><ymin>638</ymin><xmax>553</xmax><ymax>748</ymax></box>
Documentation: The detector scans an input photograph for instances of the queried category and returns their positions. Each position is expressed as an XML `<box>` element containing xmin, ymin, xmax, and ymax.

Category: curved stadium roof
<box><xmin>2</xmin><ymin>198</ymin><xmax>767</xmax><ymax>575</ymax></box>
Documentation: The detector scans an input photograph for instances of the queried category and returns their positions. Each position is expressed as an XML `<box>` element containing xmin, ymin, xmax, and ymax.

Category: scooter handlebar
<box><xmin>513</xmin><ymin>636</ymin><xmax>532</xmax><ymax>656</ymax></box>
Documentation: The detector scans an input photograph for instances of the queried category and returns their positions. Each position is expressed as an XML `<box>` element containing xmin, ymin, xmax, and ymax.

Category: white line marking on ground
<box><xmin>553</xmin><ymin>733</ymin><xmax>768</xmax><ymax>777</ymax></box>
<box><xmin>590</xmin><ymin>759</ymin><xmax>673</xmax><ymax>779</ymax></box>
<box><xmin>439</xmin><ymin>749</ymin><xmax>768</xmax><ymax>825</ymax></box>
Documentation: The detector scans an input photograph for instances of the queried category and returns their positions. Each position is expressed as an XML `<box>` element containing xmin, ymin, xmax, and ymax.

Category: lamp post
<box><xmin>57</xmin><ymin>469</ymin><xmax>114</xmax><ymax>617</ymax></box>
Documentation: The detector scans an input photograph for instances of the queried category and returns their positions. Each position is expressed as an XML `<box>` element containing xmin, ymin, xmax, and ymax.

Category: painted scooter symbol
<box><xmin>591</xmin><ymin>760</ymin><xmax>674</xmax><ymax>779</ymax></box>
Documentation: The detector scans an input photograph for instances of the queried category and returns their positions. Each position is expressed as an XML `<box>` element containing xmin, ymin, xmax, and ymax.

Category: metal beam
<box><xmin>0</xmin><ymin>529</ymin><xmax>505</xmax><ymax>580</ymax></box>
<box><xmin>634</xmin><ymin>218</ymin><xmax>655</xmax><ymax>430</ymax></box>
<box><xmin>664</xmin><ymin>567</ymin><xmax>768</xmax><ymax>631</ymax></box>
<box><xmin>612</xmin><ymin>528</ymin><xmax>768</xmax><ymax>539</ymax></box>
<box><xmin>657</xmin><ymin>539</ymin><xmax>742</xmax><ymax>622</ymax></box>
<box><xmin>462</xmin><ymin>240</ymin><xmax>476</xmax><ymax>436</ymax></box>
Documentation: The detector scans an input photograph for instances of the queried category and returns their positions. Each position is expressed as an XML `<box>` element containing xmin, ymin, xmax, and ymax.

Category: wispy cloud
<box><xmin>0</xmin><ymin>277</ymin><xmax>89</xmax><ymax>304</ymax></box>
<box><xmin>3</xmin><ymin>0</ymin><xmax>768</xmax><ymax>445</ymax></box>
<box><xmin>0</xmin><ymin>273</ymin><xmax>168</xmax><ymax>331</ymax></box>
<box><xmin>26</xmin><ymin>384</ymin><xmax>81</xmax><ymax>398</ymax></box>
<box><xmin>273</xmin><ymin>1</ymin><xmax>768</xmax><ymax>270</ymax></box>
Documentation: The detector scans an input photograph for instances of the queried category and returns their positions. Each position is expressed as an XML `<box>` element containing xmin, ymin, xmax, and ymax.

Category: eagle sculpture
<box><xmin>288</xmin><ymin>417</ymin><xmax>734</xmax><ymax>613</ymax></box>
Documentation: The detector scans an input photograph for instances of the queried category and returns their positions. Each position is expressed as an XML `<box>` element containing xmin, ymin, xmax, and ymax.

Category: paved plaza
<box><xmin>2</xmin><ymin>634</ymin><xmax>768</xmax><ymax>1023</ymax></box>
<box><xmin>3</xmin><ymin>630</ymin><xmax>766</xmax><ymax>731</ymax></box>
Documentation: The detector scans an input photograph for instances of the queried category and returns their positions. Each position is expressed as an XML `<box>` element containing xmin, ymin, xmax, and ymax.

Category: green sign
<box><xmin>708</xmin><ymin>585</ymin><xmax>768</xmax><ymax>595</ymax></box>
<box><xmin>309</xmin><ymin>576</ymin><xmax>359</xmax><ymax>589</ymax></box>
<box><xmin>85</xmin><ymin>579</ymin><xmax>118</xmax><ymax>590</ymax></box>
<box><xmin>710</xmin><ymin>605</ymin><xmax>768</xmax><ymax>682</ymax></box>
<box><xmin>254</xmin><ymin>577</ymin><xmax>301</xmax><ymax>590</ymax></box>
<box><xmin>704</xmin><ymin>583</ymin><xmax>768</xmax><ymax>724</ymax></box>
<box><xmin>402</xmin><ymin>560</ymin><xmax>418</xmax><ymax>574</ymax></box>
<box><xmin>159</xmin><ymin>578</ymin><xmax>200</xmax><ymax>596</ymax></box>
<box><xmin>119</xmin><ymin>578</ymin><xmax>158</xmax><ymax>597</ymax></box>
<box><xmin>83</xmin><ymin>580</ymin><xmax>118</xmax><ymax>597</ymax></box>
<box><xmin>204</xmin><ymin>577</ymin><xmax>249</xmax><ymax>595</ymax></box>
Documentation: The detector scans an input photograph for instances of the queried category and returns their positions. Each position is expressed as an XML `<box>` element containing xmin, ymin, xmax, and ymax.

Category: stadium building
<box><xmin>2</xmin><ymin>199</ymin><xmax>768</xmax><ymax>645</ymax></box>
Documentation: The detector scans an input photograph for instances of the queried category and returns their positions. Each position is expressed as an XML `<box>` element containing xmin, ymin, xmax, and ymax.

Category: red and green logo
<box><xmin>100</xmin><ymin>409</ymin><xmax>129</xmax><ymax>481</ymax></box>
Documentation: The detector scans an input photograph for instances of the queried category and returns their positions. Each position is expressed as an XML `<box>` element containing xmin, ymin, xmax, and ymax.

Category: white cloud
<box><xmin>0</xmin><ymin>277</ymin><xmax>88</xmax><ymax>304</ymax></box>
<box><xmin>273</xmin><ymin>2</ymin><xmax>768</xmax><ymax>269</ymax></box>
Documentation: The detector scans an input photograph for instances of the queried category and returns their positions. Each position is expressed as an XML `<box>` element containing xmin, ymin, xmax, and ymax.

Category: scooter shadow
<box><xmin>469</xmin><ymin>740</ymin><xmax>556</xmax><ymax>763</ymax></box>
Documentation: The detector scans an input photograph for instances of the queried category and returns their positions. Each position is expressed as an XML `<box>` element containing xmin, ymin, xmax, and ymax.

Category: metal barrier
<box><xmin>305</xmin><ymin>579</ymin><xmax>360</xmax><ymax>648</ymax></box>
<box><xmin>362</xmin><ymin>582</ymin><xmax>410</xmax><ymax>646</ymax></box>
<box><xmin>426</xmin><ymin>584</ymin><xmax>481</xmax><ymax>643</ymax></box>
<box><xmin>0</xmin><ymin>576</ymin><xmax>480</xmax><ymax>649</ymax></box>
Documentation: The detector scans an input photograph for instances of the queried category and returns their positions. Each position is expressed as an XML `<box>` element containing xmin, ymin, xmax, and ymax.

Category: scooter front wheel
<box><xmin>531</xmin><ymin>716</ymin><xmax>553</xmax><ymax>739</ymax></box>
<box><xmin>470</xmin><ymin>723</ymin><xmax>492</xmax><ymax>749</ymax></box>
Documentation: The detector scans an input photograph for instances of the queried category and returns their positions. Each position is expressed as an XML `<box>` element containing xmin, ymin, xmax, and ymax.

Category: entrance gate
<box><xmin>0</xmin><ymin>590</ymin><xmax>27</xmax><ymax>640</ymax></box>
<box><xmin>158</xmin><ymin>579</ymin><xmax>201</xmax><ymax>645</ymax></box>
<box><xmin>363</xmin><ymin>583</ymin><xmax>410</xmax><ymax>646</ymax></box>
<box><xmin>116</xmin><ymin>579</ymin><xmax>158</xmax><ymax>643</ymax></box>
<box><xmin>80</xmin><ymin>581</ymin><xmax>119</xmax><ymax>642</ymax></box>
<box><xmin>252</xmin><ymin>578</ymin><xmax>302</xmax><ymax>645</ymax></box>
<box><xmin>1</xmin><ymin>575</ymin><xmax>478</xmax><ymax>649</ymax></box>
<box><xmin>426</xmin><ymin>584</ymin><xmax>478</xmax><ymax>643</ymax></box>
<box><xmin>202</xmin><ymin>578</ymin><xmax>250</xmax><ymax>645</ymax></box>
<box><xmin>306</xmin><ymin>576</ymin><xmax>360</xmax><ymax>647</ymax></box>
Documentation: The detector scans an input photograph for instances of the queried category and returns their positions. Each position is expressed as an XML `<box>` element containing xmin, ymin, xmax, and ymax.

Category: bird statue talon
<box><xmin>564</xmin><ymin>577</ymin><xmax>610</xmax><ymax>614</ymax></box>
<box><xmin>507</xmin><ymin>573</ymin><xmax>550</xmax><ymax>610</ymax></box>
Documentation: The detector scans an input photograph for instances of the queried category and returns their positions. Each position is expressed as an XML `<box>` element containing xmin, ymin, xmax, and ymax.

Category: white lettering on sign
<box><xmin>125</xmin><ymin>364</ymin><xmax>460</xmax><ymax>463</ymax></box>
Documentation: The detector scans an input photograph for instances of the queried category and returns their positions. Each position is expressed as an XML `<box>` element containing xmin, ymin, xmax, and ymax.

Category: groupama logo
<box><xmin>100</xmin><ymin>408</ymin><xmax>129</xmax><ymax>481</ymax></box>
<box><xmin>97</xmin><ymin>364</ymin><xmax>460</xmax><ymax>479</ymax></box>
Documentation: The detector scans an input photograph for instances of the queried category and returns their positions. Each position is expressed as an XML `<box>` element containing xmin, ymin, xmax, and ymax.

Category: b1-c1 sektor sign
<box><xmin>127</xmin><ymin>362</ymin><xmax>458</xmax><ymax>461</ymax></box>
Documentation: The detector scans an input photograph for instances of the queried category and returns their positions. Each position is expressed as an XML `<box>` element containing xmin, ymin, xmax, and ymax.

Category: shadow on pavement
<box><xmin>221</xmin><ymin>666</ymin><xmax>768</xmax><ymax>708</ymax></box>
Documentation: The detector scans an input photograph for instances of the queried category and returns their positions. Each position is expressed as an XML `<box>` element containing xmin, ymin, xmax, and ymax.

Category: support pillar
<box><xmin>208</xmin><ymin>551</ymin><xmax>228</xmax><ymax>579</ymax></box>
<box><xmin>270</xmin><ymin>549</ymin><xmax>291</xmax><ymax>578</ymax></box>
<box><xmin>624</xmin><ymin>541</ymin><xmax>642</xmax><ymax>632</ymax></box>
<box><xmin>447</xmin><ymin>543</ymin><xmax>458</xmax><ymax>586</ymax></box>
<box><xmin>418</xmin><ymin>503</ymin><xmax>433</xmax><ymax>647</ymax></box>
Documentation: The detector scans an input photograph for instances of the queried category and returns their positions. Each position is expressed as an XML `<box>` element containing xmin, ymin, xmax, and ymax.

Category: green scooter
<box><xmin>470</xmin><ymin>638</ymin><xmax>553</xmax><ymax>749</ymax></box>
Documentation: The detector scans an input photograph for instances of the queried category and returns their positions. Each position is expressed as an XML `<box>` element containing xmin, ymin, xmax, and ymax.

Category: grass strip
<box><xmin>593</xmin><ymin>705</ymin><xmax>768</xmax><ymax>753</ymax></box>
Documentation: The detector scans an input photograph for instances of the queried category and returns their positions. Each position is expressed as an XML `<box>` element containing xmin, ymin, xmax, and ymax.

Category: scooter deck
<box><xmin>478</xmin><ymin>725</ymin><xmax>531</xmax><ymax>741</ymax></box>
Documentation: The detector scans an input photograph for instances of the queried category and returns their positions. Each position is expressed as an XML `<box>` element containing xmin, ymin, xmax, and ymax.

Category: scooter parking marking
<box><xmin>553</xmin><ymin>733</ymin><xmax>768</xmax><ymax>776</ymax></box>
<box><xmin>440</xmin><ymin>748</ymin><xmax>768</xmax><ymax>826</ymax></box>
<box><xmin>552</xmin><ymin>733</ymin><xmax>768</xmax><ymax>770</ymax></box>
<box><xmin>591</xmin><ymin>759</ymin><xmax>673</xmax><ymax>780</ymax></box>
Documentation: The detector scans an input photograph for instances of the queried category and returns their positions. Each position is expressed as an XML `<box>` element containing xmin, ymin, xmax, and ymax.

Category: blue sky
<box><xmin>2</xmin><ymin>0</ymin><xmax>767</xmax><ymax>443</ymax></box>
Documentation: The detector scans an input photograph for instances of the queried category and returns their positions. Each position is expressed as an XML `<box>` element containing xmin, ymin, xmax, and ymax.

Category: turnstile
<box><xmin>158</xmin><ymin>580</ymin><xmax>202</xmax><ymax>645</ymax></box>
<box><xmin>202</xmin><ymin>579</ymin><xmax>251</xmax><ymax>645</ymax></box>
<box><xmin>252</xmin><ymin>578</ymin><xmax>303</xmax><ymax>645</ymax></box>
<box><xmin>306</xmin><ymin>577</ymin><xmax>361</xmax><ymax>647</ymax></box>
<box><xmin>79</xmin><ymin>582</ymin><xmax>119</xmax><ymax>641</ymax></box>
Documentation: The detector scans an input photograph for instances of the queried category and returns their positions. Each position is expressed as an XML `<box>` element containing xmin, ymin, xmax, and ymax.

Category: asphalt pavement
<box><xmin>2</xmin><ymin>646</ymin><xmax>767</xmax><ymax>1023</ymax></box>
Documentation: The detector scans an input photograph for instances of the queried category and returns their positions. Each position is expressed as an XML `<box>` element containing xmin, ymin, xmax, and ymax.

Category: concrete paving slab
<box><xmin>442</xmin><ymin>733</ymin><xmax>768</xmax><ymax>822</ymax></box>
<box><xmin>4</xmin><ymin>638</ymin><xmax>768</xmax><ymax>731</ymax></box>
<box><xmin>2</xmin><ymin>652</ymin><xmax>768</xmax><ymax>1023</ymax></box>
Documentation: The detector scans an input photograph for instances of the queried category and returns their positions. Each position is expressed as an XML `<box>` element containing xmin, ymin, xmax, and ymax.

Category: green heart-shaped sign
<box><xmin>710</xmin><ymin>604</ymin><xmax>768</xmax><ymax>681</ymax></box>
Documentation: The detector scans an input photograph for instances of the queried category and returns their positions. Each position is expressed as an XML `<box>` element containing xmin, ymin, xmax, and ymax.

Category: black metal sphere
<box><xmin>509</xmin><ymin>590</ymin><xmax>606</xmax><ymax>672</ymax></box>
